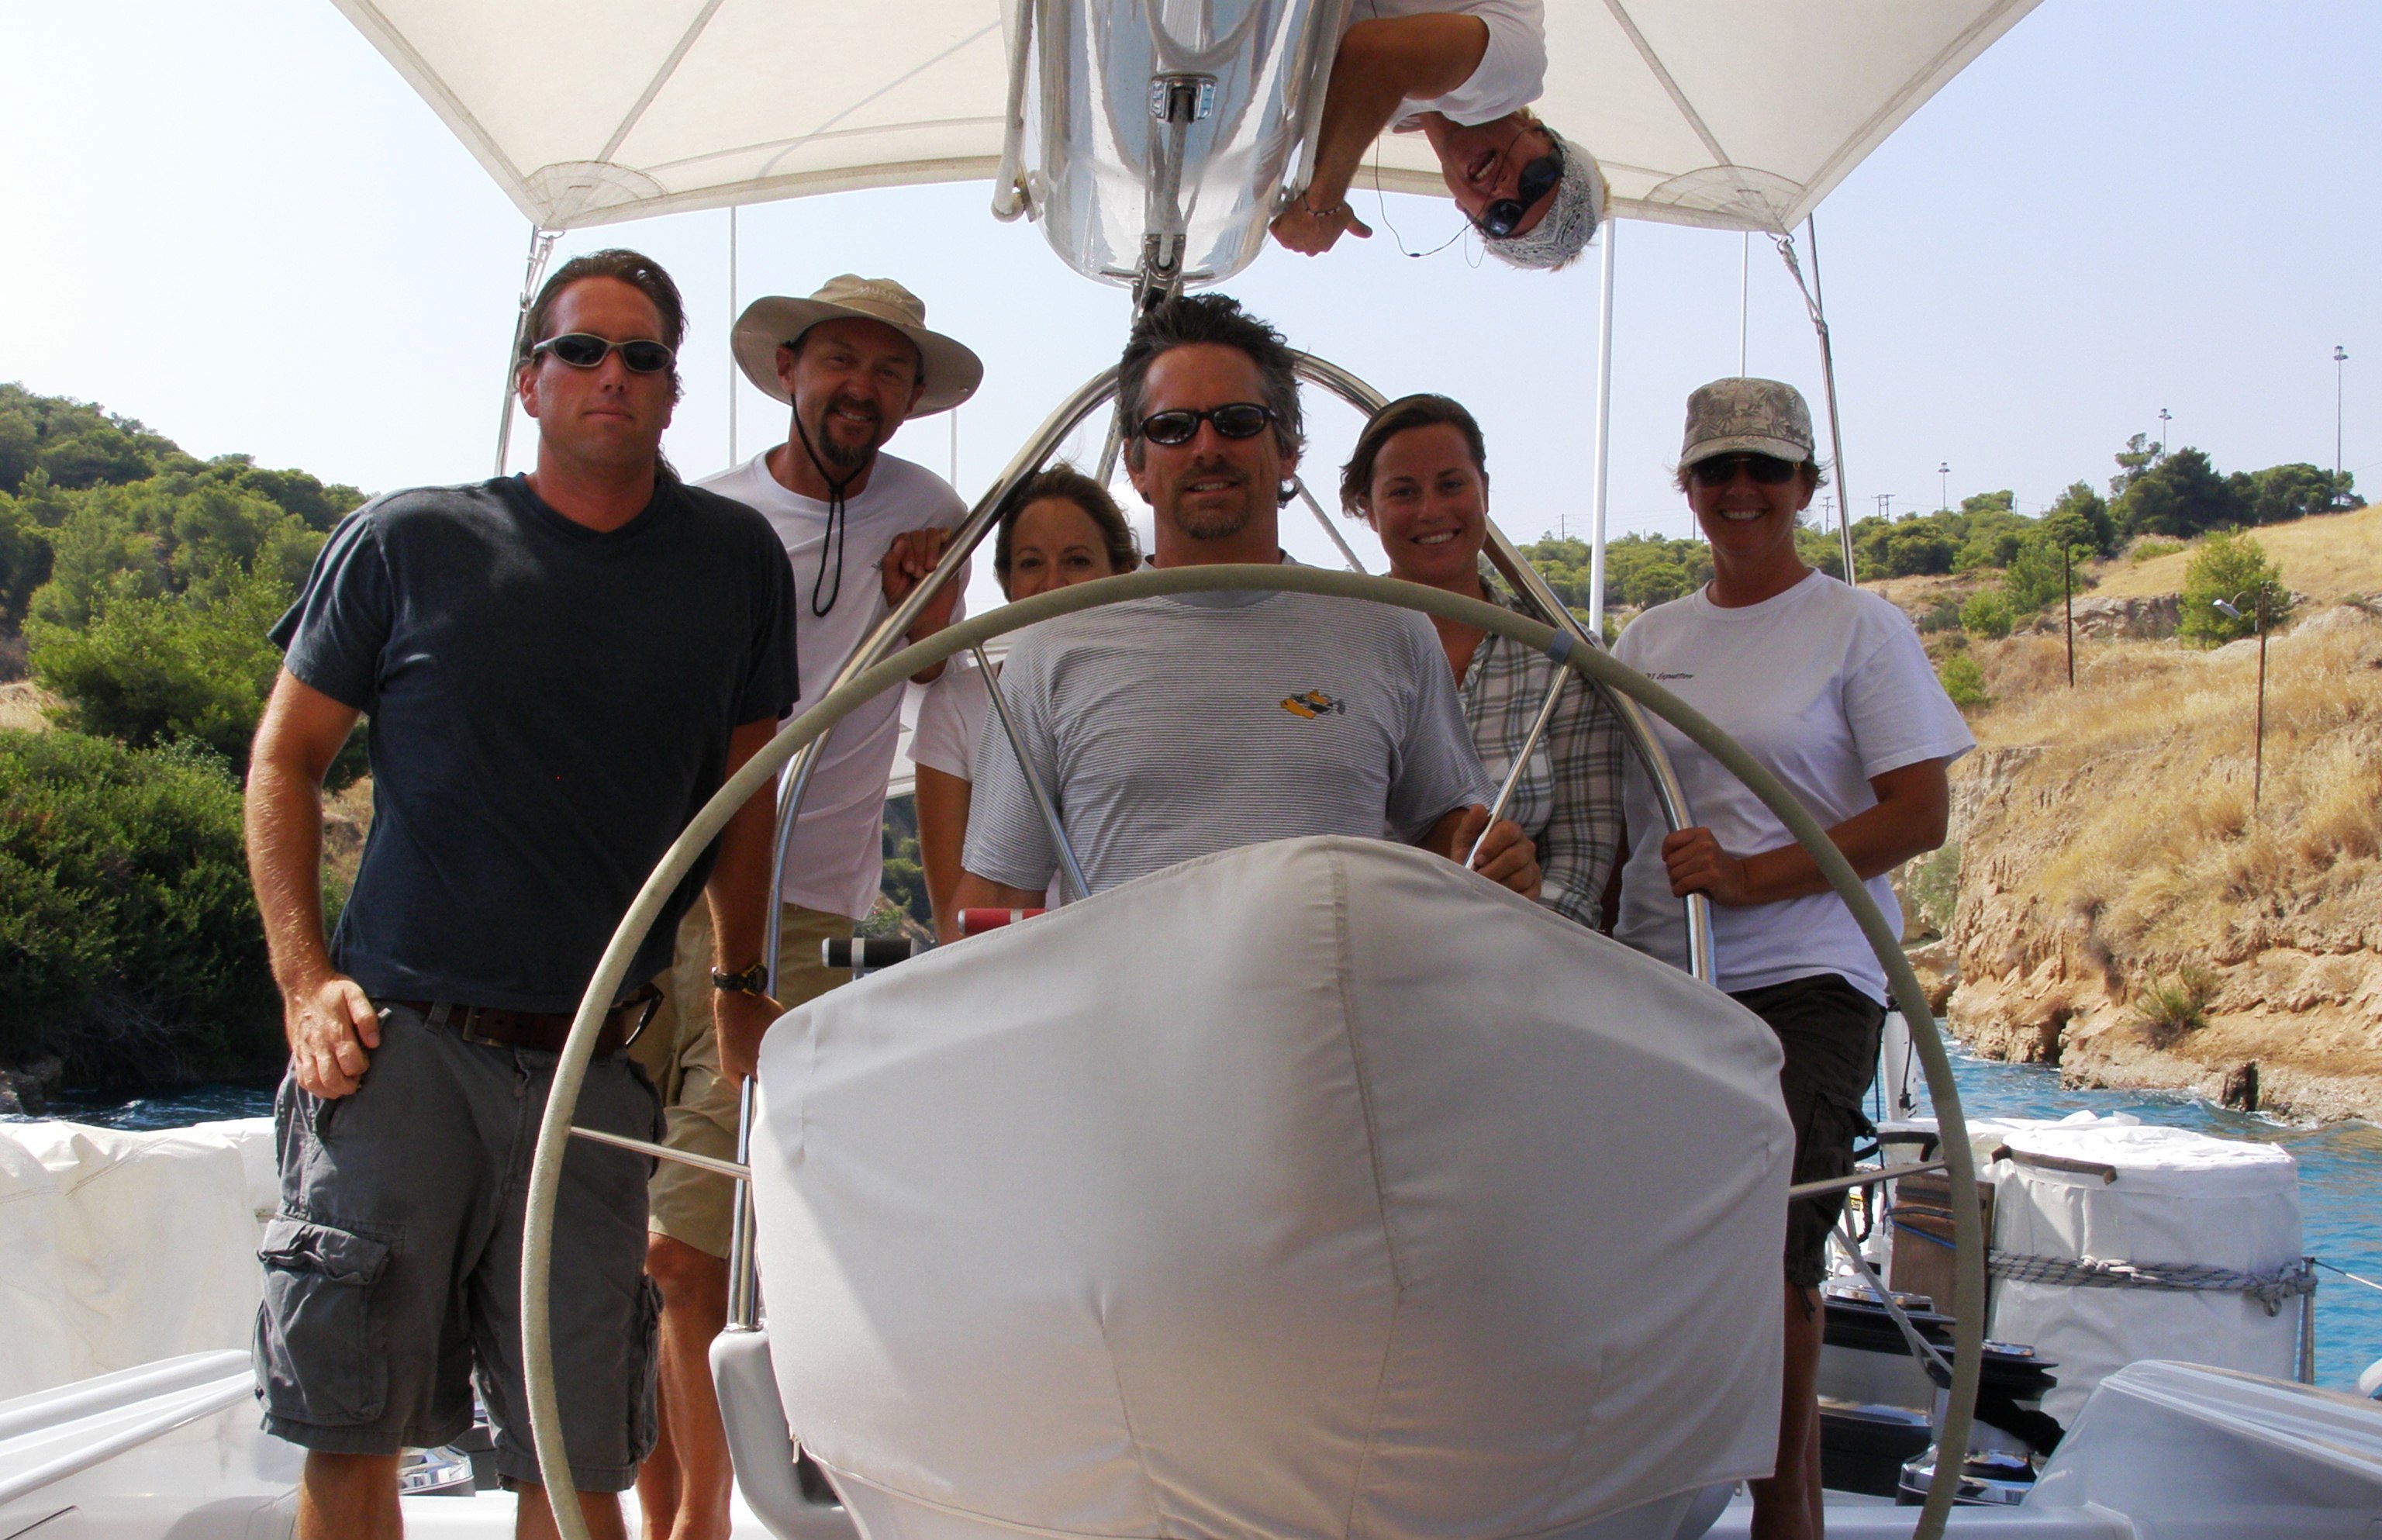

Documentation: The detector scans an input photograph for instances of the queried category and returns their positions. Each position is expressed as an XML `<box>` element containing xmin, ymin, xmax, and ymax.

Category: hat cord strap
<box><xmin>791</xmin><ymin>408</ymin><xmax>861</xmax><ymax>618</ymax></box>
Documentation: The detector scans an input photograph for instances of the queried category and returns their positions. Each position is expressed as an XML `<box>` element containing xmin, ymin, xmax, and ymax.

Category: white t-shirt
<box><xmin>1346</xmin><ymin>0</ymin><xmax>1545</xmax><ymax>126</ymax></box>
<box><xmin>910</xmin><ymin>649</ymin><xmax>990</xmax><ymax>782</ymax></box>
<box><xmin>697</xmin><ymin>450</ymin><xmax>968</xmax><ymax>920</ymax></box>
<box><xmin>963</xmin><ymin>588</ymin><xmax>1490</xmax><ymax>896</ymax></box>
<box><xmin>1612</xmin><ymin>571</ymin><xmax>1973</xmax><ymax>1003</ymax></box>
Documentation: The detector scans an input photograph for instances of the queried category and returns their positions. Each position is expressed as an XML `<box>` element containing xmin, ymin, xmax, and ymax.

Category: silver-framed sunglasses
<box><xmin>533</xmin><ymin>333</ymin><xmax>676</xmax><ymax>374</ymax></box>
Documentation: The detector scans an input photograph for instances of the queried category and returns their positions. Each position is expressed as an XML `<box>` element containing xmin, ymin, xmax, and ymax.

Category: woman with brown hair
<box><xmin>909</xmin><ymin>466</ymin><xmax>1140</xmax><ymax>941</ymax></box>
<box><xmin>1341</xmin><ymin>392</ymin><xmax>1624</xmax><ymax>928</ymax></box>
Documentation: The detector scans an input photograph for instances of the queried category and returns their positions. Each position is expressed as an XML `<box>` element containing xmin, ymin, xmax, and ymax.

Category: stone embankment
<box><xmin>1921</xmin><ymin>604</ymin><xmax>2382</xmax><ymax>1124</ymax></box>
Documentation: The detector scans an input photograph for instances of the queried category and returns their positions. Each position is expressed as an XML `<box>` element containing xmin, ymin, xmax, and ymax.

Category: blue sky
<box><xmin>4</xmin><ymin>0</ymin><xmax>2374</xmax><ymax>594</ymax></box>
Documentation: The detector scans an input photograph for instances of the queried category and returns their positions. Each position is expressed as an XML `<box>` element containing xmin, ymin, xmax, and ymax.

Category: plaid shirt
<box><xmin>1459</xmin><ymin>578</ymin><xmax>1628</xmax><ymax>930</ymax></box>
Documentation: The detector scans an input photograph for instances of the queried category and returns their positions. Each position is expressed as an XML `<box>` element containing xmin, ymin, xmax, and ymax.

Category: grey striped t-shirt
<box><xmin>961</xmin><ymin>588</ymin><xmax>1492</xmax><ymax>896</ymax></box>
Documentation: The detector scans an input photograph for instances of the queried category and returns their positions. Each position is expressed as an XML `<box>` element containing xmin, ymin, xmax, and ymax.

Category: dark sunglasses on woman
<box><xmin>533</xmin><ymin>333</ymin><xmax>677</xmax><ymax>374</ymax></box>
<box><xmin>1476</xmin><ymin>140</ymin><xmax>1564</xmax><ymax>239</ymax></box>
<box><xmin>1689</xmin><ymin>452</ymin><xmax>1800</xmax><ymax>489</ymax></box>
<box><xmin>1136</xmin><ymin>402</ymin><xmax>1276</xmax><ymax>446</ymax></box>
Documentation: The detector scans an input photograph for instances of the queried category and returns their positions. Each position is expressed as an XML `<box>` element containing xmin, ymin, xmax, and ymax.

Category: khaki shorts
<box><xmin>628</xmin><ymin>901</ymin><xmax>854</xmax><ymax>1259</ymax></box>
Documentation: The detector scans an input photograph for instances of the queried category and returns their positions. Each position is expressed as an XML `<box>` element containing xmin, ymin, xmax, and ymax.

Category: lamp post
<box><xmin>1938</xmin><ymin>461</ymin><xmax>1949</xmax><ymax>512</ymax></box>
<box><xmin>2335</xmin><ymin>346</ymin><xmax>2349</xmax><ymax>509</ymax></box>
<box><xmin>2211</xmin><ymin>593</ymin><xmax>2268</xmax><ymax>810</ymax></box>
<box><xmin>2158</xmin><ymin>407</ymin><xmax>2170</xmax><ymax>452</ymax></box>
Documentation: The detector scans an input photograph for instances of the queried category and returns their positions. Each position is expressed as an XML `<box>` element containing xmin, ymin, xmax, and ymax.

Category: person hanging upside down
<box><xmin>1270</xmin><ymin>0</ymin><xmax>1604</xmax><ymax>270</ymax></box>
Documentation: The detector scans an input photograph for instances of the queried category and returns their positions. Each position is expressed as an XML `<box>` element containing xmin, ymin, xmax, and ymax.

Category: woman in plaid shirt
<box><xmin>1341</xmin><ymin>394</ymin><xmax>1626</xmax><ymax>927</ymax></box>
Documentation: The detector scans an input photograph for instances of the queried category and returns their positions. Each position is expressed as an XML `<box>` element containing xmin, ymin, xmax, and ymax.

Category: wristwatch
<box><xmin>711</xmin><ymin>962</ymin><xmax>770</xmax><ymax>998</ymax></box>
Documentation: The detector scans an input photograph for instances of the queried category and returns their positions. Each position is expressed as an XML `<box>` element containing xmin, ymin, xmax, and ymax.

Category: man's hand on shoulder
<box><xmin>284</xmin><ymin>972</ymin><xmax>381</xmax><ymax>1099</ymax></box>
<box><xmin>715</xmin><ymin>987</ymin><xmax>784</xmax><ymax>1085</ymax></box>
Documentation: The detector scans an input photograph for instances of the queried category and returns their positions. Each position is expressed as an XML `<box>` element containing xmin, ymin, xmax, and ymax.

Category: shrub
<box><xmin>1907</xmin><ymin>840</ymin><xmax>1962</xmax><ymax>938</ymax></box>
<box><xmin>2001</xmin><ymin>531</ymin><xmax>2094</xmax><ymax>616</ymax></box>
<box><xmin>1917</xmin><ymin>598</ymin><xmax>1963</xmax><ymax>634</ymax></box>
<box><xmin>26</xmin><ymin>566</ymin><xmax>292</xmax><ymax>772</ymax></box>
<box><xmin>2132</xmin><ymin>964</ymin><xmax>2215</xmax><ymax>1046</ymax></box>
<box><xmin>2177</xmin><ymin>530</ymin><xmax>2291</xmax><ymax>647</ymax></box>
<box><xmin>1938</xmin><ymin>654</ymin><xmax>1989</xmax><ymax>711</ymax></box>
<box><xmin>0</xmin><ymin>730</ymin><xmax>281</xmax><ymax>1082</ymax></box>
<box><xmin>1960</xmin><ymin>591</ymin><xmax>2013</xmax><ymax>639</ymax></box>
<box><xmin>2129</xmin><ymin>537</ymin><xmax>2186</xmax><ymax>564</ymax></box>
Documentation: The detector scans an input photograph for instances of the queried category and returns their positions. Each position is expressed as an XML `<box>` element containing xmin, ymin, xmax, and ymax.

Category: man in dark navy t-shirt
<box><xmin>243</xmin><ymin>250</ymin><xmax>797</xmax><ymax>1540</ymax></box>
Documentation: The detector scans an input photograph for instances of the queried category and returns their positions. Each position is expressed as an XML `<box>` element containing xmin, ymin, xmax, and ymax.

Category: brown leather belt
<box><xmin>399</xmin><ymin>984</ymin><xmax>662</xmax><ymax>1058</ymax></box>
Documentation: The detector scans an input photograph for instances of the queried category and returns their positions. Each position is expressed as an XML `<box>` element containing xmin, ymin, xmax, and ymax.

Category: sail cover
<box><xmin>747</xmin><ymin>836</ymin><xmax>1793</xmax><ymax>1538</ymax></box>
<box><xmin>330</xmin><ymin>0</ymin><xmax>2039</xmax><ymax>235</ymax></box>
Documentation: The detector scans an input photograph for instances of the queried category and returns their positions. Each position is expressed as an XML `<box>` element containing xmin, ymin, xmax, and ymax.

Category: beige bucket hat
<box><xmin>1679</xmin><ymin>377</ymin><xmax>1815</xmax><ymax>468</ymax></box>
<box><xmin>733</xmin><ymin>275</ymin><xmax>983</xmax><ymax>416</ymax></box>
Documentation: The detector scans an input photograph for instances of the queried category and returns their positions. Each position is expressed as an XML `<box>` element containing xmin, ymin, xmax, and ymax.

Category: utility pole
<box><xmin>2063</xmin><ymin>545</ymin><xmax>2076</xmax><ymax>688</ymax></box>
<box><xmin>1875</xmin><ymin>492</ymin><xmax>1894</xmax><ymax>520</ymax></box>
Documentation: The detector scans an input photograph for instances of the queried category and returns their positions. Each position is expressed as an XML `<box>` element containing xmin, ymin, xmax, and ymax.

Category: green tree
<box><xmin>2228</xmin><ymin>462</ymin><xmax>2362</xmax><ymax>526</ymax></box>
<box><xmin>2001</xmin><ymin>531</ymin><xmax>2084</xmax><ymax>614</ymax></box>
<box><xmin>2113</xmin><ymin>447</ymin><xmax>2249</xmax><ymax>540</ymax></box>
<box><xmin>0</xmin><ymin>493</ymin><xmax>50</xmax><ymax>631</ymax></box>
<box><xmin>1960</xmin><ymin>590</ymin><xmax>2013</xmax><ymax>638</ymax></box>
<box><xmin>2040</xmin><ymin>481</ymin><xmax>2114</xmax><ymax>557</ymax></box>
<box><xmin>29</xmin><ymin>476</ymin><xmax>321</xmax><ymax>630</ymax></box>
<box><xmin>27</xmin><ymin>567</ymin><xmax>292</xmax><ymax>769</ymax></box>
<box><xmin>1879</xmin><ymin>522</ymin><xmax>1957</xmax><ymax>577</ymax></box>
<box><xmin>2109</xmin><ymin>432</ymin><xmax>2164</xmax><ymax>499</ymax></box>
<box><xmin>2177</xmin><ymin>530</ymin><xmax>2291</xmax><ymax>647</ymax></box>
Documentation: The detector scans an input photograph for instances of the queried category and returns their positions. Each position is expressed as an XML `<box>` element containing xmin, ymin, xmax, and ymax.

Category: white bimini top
<box><xmin>751</xmin><ymin>835</ymin><xmax>1793</xmax><ymax>1540</ymax></box>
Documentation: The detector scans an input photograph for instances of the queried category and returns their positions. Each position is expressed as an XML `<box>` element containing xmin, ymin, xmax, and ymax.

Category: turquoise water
<box><xmin>24</xmin><ymin>1057</ymin><xmax>2382</xmax><ymax>1394</ymax></box>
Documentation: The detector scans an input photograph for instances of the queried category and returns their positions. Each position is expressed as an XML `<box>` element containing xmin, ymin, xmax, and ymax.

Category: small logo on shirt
<box><xmin>1279</xmin><ymin>689</ymin><xmax>1345</xmax><ymax>720</ymax></box>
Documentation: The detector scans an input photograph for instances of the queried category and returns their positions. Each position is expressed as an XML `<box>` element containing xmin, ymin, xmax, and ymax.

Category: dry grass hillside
<box><xmin>1935</xmin><ymin>610</ymin><xmax>2382</xmax><ymax>1121</ymax></box>
<box><xmin>2093</xmin><ymin>502</ymin><xmax>2382</xmax><ymax>605</ymax></box>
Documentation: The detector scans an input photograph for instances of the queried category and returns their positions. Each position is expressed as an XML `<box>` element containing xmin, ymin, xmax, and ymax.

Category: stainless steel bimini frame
<box><xmin>522</xmin><ymin>562</ymin><xmax>1989</xmax><ymax>1540</ymax></box>
<box><xmin>725</xmin><ymin>354</ymin><xmax>1719</xmax><ymax>1327</ymax></box>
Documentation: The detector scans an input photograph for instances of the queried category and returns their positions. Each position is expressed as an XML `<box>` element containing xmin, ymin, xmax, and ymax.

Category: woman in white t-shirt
<box><xmin>911</xmin><ymin>467</ymin><xmax>1141</xmax><ymax>941</ymax></box>
<box><xmin>1613</xmin><ymin>377</ymin><xmax>1973</xmax><ymax>1540</ymax></box>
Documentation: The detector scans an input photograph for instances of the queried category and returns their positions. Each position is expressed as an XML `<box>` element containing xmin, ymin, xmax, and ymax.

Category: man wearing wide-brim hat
<box><xmin>627</xmin><ymin>274</ymin><xmax>980</xmax><ymax>1540</ymax></box>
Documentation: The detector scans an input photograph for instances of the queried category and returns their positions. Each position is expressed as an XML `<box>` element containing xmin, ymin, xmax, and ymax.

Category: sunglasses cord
<box><xmin>791</xmin><ymin>409</ymin><xmax>859</xmax><ymax>618</ymax></box>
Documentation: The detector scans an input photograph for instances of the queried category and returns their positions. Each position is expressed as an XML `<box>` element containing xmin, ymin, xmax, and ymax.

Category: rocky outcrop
<box><xmin>1932</xmin><ymin>623</ymin><xmax>2382</xmax><ymax>1123</ymax></box>
<box><xmin>2018</xmin><ymin>592</ymin><xmax>2180</xmax><ymax>640</ymax></box>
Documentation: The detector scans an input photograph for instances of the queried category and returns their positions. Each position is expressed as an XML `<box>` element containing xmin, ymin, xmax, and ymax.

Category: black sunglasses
<box><xmin>1135</xmin><ymin>402</ymin><xmax>1276</xmax><ymax>447</ymax></box>
<box><xmin>1689</xmin><ymin>452</ymin><xmax>1800</xmax><ymax>489</ymax></box>
<box><xmin>1476</xmin><ymin>139</ymin><xmax>1563</xmax><ymax>239</ymax></box>
<box><xmin>533</xmin><ymin>333</ymin><xmax>676</xmax><ymax>374</ymax></box>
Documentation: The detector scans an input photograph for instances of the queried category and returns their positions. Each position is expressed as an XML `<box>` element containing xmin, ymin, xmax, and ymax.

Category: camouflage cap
<box><xmin>1679</xmin><ymin>377</ymin><xmax>1814</xmax><ymax>468</ymax></box>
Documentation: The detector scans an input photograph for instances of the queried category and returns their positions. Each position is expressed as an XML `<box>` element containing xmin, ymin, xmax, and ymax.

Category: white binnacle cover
<box><xmin>750</xmin><ymin>836</ymin><xmax>1793</xmax><ymax>1540</ymax></box>
<box><xmin>1987</xmin><ymin>1119</ymin><xmax>2304</xmax><ymax>1428</ymax></box>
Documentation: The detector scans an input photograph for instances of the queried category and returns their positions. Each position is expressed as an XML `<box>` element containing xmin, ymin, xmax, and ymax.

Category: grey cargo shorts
<box><xmin>253</xmin><ymin>1000</ymin><xmax>665</xmax><ymax>1493</ymax></box>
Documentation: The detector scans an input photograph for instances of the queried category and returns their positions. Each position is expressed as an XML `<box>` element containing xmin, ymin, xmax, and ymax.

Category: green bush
<box><xmin>1938</xmin><ymin>654</ymin><xmax>1989</xmax><ymax>711</ymax></box>
<box><xmin>2002</xmin><ymin>532</ymin><xmax>2086</xmax><ymax>615</ymax></box>
<box><xmin>2132</xmin><ymin>963</ymin><xmax>2215</xmax><ymax>1046</ymax></box>
<box><xmin>1917</xmin><ymin>598</ymin><xmax>1963</xmax><ymax>634</ymax></box>
<box><xmin>27</xmin><ymin>566</ymin><xmax>292</xmax><ymax>772</ymax></box>
<box><xmin>2178</xmin><ymin>530</ymin><xmax>2291</xmax><ymax>647</ymax></box>
<box><xmin>2129</xmin><ymin>537</ymin><xmax>2186</xmax><ymax>564</ymax></box>
<box><xmin>1960</xmin><ymin>590</ymin><xmax>2013</xmax><ymax>639</ymax></box>
<box><xmin>0</xmin><ymin>730</ymin><xmax>281</xmax><ymax>1082</ymax></box>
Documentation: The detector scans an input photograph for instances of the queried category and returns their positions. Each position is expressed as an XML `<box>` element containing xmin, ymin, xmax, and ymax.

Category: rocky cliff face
<box><xmin>1933</xmin><ymin>609</ymin><xmax>2382</xmax><ymax>1123</ymax></box>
